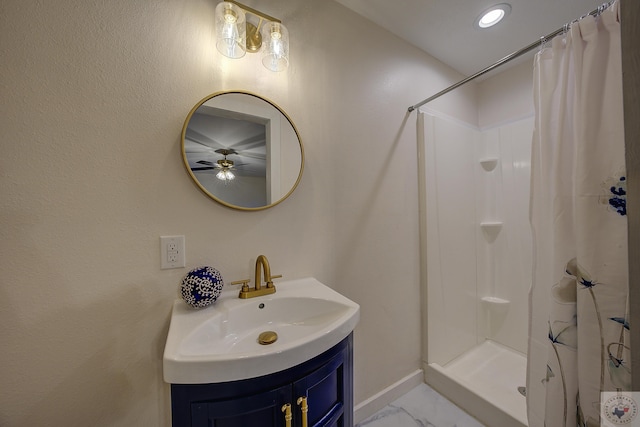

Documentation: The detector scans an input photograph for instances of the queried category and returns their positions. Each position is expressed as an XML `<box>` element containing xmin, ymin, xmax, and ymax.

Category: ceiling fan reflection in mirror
<box><xmin>192</xmin><ymin>149</ymin><xmax>244</xmax><ymax>181</ymax></box>
<box><xmin>181</xmin><ymin>90</ymin><xmax>304</xmax><ymax>211</ymax></box>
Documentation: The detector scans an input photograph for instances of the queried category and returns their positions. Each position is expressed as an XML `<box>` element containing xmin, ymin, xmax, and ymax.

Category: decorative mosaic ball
<box><xmin>180</xmin><ymin>266</ymin><xmax>224</xmax><ymax>308</ymax></box>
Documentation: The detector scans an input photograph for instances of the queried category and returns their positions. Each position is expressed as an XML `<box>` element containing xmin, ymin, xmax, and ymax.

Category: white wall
<box><xmin>478</xmin><ymin>60</ymin><xmax>535</xmax><ymax>129</ymax></box>
<box><xmin>0</xmin><ymin>0</ymin><xmax>478</xmax><ymax>425</ymax></box>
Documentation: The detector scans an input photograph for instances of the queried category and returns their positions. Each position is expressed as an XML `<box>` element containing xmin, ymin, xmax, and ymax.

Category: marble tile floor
<box><xmin>356</xmin><ymin>383</ymin><xmax>486</xmax><ymax>427</ymax></box>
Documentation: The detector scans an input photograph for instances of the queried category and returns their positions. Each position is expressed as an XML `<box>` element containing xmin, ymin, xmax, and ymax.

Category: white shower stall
<box><xmin>418</xmin><ymin>111</ymin><xmax>534</xmax><ymax>427</ymax></box>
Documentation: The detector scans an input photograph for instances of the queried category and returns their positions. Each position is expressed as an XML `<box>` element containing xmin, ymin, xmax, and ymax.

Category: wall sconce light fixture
<box><xmin>215</xmin><ymin>0</ymin><xmax>289</xmax><ymax>72</ymax></box>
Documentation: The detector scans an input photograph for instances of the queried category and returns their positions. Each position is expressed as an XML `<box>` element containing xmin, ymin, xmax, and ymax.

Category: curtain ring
<box><xmin>598</xmin><ymin>3</ymin><xmax>606</xmax><ymax>16</ymax></box>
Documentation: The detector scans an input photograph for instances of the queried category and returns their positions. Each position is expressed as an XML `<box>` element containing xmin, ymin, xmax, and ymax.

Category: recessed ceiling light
<box><xmin>475</xmin><ymin>3</ymin><xmax>511</xmax><ymax>29</ymax></box>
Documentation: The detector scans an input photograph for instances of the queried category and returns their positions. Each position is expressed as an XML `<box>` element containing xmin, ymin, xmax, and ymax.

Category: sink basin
<box><xmin>163</xmin><ymin>277</ymin><xmax>360</xmax><ymax>384</ymax></box>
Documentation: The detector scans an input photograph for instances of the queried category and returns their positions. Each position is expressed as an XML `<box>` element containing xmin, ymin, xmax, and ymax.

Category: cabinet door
<box><xmin>191</xmin><ymin>384</ymin><xmax>290</xmax><ymax>427</ymax></box>
<box><xmin>292</xmin><ymin>348</ymin><xmax>351</xmax><ymax>427</ymax></box>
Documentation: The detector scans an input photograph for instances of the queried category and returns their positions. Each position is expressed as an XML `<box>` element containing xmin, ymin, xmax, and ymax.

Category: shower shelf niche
<box><xmin>479</xmin><ymin>157</ymin><xmax>499</xmax><ymax>172</ymax></box>
<box><xmin>480</xmin><ymin>221</ymin><xmax>503</xmax><ymax>242</ymax></box>
<box><xmin>481</xmin><ymin>296</ymin><xmax>510</xmax><ymax>305</ymax></box>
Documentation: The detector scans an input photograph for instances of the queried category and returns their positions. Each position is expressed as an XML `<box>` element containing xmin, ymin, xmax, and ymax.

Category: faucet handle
<box><xmin>265</xmin><ymin>274</ymin><xmax>282</xmax><ymax>288</ymax></box>
<box><xmin>231</xmin><ymin>279</ymin><xmax>251</xmax><ymax>292</ymax></box>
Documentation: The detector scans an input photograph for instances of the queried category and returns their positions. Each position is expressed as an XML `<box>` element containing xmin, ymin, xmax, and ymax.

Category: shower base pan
<box><xmin>425</xmin><ymin>340</ymin><xmax>527</xmax><ymax>427</ymax></box>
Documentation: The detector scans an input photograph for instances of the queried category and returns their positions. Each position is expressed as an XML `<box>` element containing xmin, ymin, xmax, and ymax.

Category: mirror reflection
<box><xmin>181</xmin><ymin>91</ymin><xmax>304</xmax><ymax>210</ymax></box>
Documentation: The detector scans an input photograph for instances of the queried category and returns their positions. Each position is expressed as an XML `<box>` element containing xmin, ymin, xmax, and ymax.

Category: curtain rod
<box><xmin>407</xmin><ymin>1</ymin><xmax>614</xmax><ymax>112</ymax></box>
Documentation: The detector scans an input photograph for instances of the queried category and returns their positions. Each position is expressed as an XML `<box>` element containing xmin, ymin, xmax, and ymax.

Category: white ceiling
<box><xmin>334</xmin><ymin>0</ymin><xmax>606</xmax><ymax>77</ymax></box>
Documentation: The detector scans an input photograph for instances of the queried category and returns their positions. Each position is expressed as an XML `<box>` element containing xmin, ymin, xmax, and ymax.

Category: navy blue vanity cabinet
<box><xmin>171</xmin><ymin>334</ymin><xmax>353</xmax><ymax>427</ymax></box>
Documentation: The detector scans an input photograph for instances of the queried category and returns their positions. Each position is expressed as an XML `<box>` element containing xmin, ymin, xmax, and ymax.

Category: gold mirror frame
<box><xmin>181</xmin><ymin>91</ymin><xmax>304</xmax><ymax>211</ymax></box>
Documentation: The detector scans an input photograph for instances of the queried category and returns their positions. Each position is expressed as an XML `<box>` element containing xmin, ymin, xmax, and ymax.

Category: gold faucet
<box><xmin>232</xmin><ymin>255</ymin><xmax>282</xmax><ymax>299</ymax></box>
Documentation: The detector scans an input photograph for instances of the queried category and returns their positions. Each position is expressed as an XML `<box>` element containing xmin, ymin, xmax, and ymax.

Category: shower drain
<box><xmin>517</xmin><ymin>386</ymin><xmax>527</xmax><ymax>397</ymax></box>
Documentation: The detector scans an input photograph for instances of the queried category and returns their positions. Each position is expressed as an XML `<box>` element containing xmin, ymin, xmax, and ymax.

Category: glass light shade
<box><xmin>261</xmin><ymin>22</ymin><xmax>289</xmax><ymax>72</ymax></box>
<box><xmin>215</xmin><ymin>2</ymin><xmax>246</xmax><ymax>59</ymax></box>
<box><xmin>216</xmin><ymin>169</ymin><xmax>235</xmax><ymax>181</ymax></box>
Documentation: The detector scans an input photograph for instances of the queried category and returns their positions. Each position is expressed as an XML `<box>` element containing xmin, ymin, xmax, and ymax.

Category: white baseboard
<box><xmin>353</xmin><ymin>369</ymin><xmax>424</xmax><ymax>424</ymax></box>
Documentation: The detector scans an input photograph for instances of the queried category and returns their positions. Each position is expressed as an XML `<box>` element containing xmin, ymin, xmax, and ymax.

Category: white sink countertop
<box><xmin>163</xmin><ymin>276</ymin><xmax>360</xmax><ymax>384</ymax></box>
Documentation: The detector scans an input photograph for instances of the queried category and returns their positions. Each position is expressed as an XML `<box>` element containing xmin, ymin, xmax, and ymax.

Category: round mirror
<box><xmin>181</xmin><ymin>91</ymin><xmax>304</xmax><ymax>210</ymax></box>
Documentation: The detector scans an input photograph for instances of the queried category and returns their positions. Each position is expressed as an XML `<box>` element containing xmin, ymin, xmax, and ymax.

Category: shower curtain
<box><xmin>527</xmin><ymin>2</ymin><xmax>629</xmax><ymax>427</ymax></box>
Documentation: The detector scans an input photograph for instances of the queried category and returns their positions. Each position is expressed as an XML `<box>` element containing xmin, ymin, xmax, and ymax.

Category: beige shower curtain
<box><xmin>527</xmin><ymin>2</ymin><xmax>629</xmax><ymax>427</ymax></box>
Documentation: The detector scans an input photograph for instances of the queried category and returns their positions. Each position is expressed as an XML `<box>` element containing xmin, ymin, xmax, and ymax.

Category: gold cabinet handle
<box><xmin>281</xmin><ymin>403</ymin><xmax>292</xmax><ymax>427</ymax></box>
<box><xmin>297</xmin><ymin>396</ymin><xmax>308</xmax><ymax>427</ymax></box>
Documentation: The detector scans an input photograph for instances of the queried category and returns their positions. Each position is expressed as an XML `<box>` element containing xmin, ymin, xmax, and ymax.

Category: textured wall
<box><xmin>0</xmin><ymin>0</ymin><xmax>477</xmax><ymax>425</ymax></box>
<box><xmin>477</xmin><ymin>60</ymin><xmax>535</xmax><ymax>129</ymax></box>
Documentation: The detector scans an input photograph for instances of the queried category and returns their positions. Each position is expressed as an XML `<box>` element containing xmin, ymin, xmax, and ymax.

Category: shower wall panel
<box><xmin>475</xmin><ymin>119</ymin><xmax>533</xmax><ymax>354</ymax></box>
<box><xmin>422</xmin><ymin>113</ymin><xmax>479</xmax><ymax>366</ymax></box>
<box><xmin>421</xmin><ymin>112</ymin><xmax>533</xmax><ymax>365</ymax></box>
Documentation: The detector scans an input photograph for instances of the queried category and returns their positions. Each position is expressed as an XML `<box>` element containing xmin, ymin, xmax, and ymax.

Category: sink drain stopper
<box><xmin>258</xmin><ymin>331</ymin><xmax>278</xmax><ymax>345</ymax></box>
